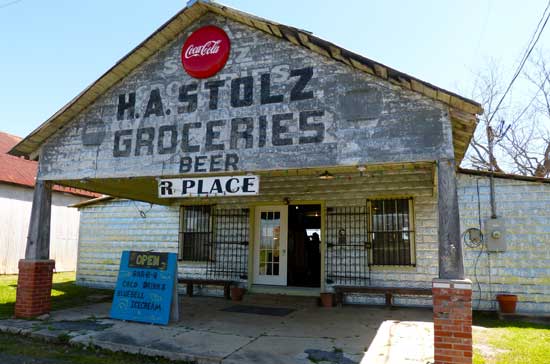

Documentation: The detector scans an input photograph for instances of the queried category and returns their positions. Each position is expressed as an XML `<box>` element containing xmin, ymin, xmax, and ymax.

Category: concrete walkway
<box><xmin>0</xmin><ymin>295</ymin><xmax>435</xmax><ymax>364</ymax></box>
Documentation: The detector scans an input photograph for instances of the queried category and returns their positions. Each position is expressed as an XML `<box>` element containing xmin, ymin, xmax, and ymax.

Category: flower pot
<box><xmin>320</xmin><ymin>293</ymin><xmax>334</xmax><ymax>308</ymax></box>
<box><xmin>496</xmin><ymin>294</ymin><xmax>518</xmax><ymax>313</ymax></box>
<box><xmin>231</xmin><ymin>287</ymin><xmax>246</xmax><ymax>302</ymax></box>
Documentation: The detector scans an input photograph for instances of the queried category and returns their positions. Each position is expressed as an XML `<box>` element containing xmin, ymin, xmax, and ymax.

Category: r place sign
<box><xmin>158</xmin><ymin>175</ymin><xmax>259</xmax><ymax>198</ymax></box>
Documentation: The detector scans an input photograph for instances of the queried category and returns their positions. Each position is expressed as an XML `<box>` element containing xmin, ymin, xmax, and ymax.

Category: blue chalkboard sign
<box><xmin>110</xmin><ymin>251</ymin><xmax>178</xmax><ymax>325</ymax></box>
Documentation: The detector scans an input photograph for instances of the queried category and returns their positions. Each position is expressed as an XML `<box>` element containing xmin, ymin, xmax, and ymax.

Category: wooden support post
<box><xmin>433</xmin><ymin>159</ymin><xmax>471</xmax><ymax>364</ymax></box>
<box><xmin>436</xmin><ymin>159</ymin><xmax>464</xmax><ymax>280</ymax></box>
<box><xmin>15</xmin><ymin>179</ymin><xmax>55</xmax><ymax>318</ymax></box>
<box><xmin>25</xmin><ymin>180</ymin><xmax>53</xmax><ymax>260</ymax></box>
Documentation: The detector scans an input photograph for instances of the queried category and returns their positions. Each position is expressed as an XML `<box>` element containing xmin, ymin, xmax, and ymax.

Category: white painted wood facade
<box><xmin>0</xmin><ymin>183</ymin><xmax>87</xmax><ymax>274</ymax></box>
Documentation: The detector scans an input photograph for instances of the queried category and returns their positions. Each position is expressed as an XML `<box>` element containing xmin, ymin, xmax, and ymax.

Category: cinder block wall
<box><xmin>76</xmin><ymin>199</ymin><xmax>180</xmax><ymax>288</ymax></box>
<box><xmin>76</xmin><ymin>172</ymin><xmax>550</xmax><ymax>312</ymax></box>
<box><xmin>458</xmin><ymin>173</ymin><xmax>550</xmax><ymax>313</ymax></box>
<box><xmin>76</xmin><ymin>168</ymin><xmax>438</xmax><ymax>304</ymax></box>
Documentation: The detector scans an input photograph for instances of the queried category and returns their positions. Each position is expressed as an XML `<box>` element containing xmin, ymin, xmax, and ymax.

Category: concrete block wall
<box><xmin>77</xmin><ymin>173</ymin><xmax>550</xmax><ymax>313</ymax></box>
<box><xmin>77</xmin><ymin>201</ymin><xmax>247</xmax><ymax>295</ymax></box>
<box><xmin>76</xmin><ymin>199</ymin><xmax>180</xmax><ymax>289</ymax></box>
<box><xmin>458</xmin><ymin>173</ymin><xmax>550</xmax><ymax>313</ymax></box>
<box><xmin>76</xmin><ymin>168</ymin><xmax>438</xmax><ymax>306</ymax></box>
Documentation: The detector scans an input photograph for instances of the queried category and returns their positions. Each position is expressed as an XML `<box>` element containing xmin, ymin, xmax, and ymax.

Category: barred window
<box><xmin>369</xmin><ymin>198</ymin><xmax>415</xmax><ymax>266</ymax></box>
<box><xmin>179</xmin><ymin>205</ymin><xmax>212</xmax><ymax>262</ymax></box>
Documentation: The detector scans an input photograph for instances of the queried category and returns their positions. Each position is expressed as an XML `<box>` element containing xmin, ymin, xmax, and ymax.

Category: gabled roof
<box><xmin>0</xmin><ymin>131</ymin><xmax>21</xmax><ymax>154</ymax></box>
<box><xmin>0</xmin><ymin>131</ymin><xmax>100</xmax><ymax>197</ymax></box>
<box><xmin>9</xmin><ymin>0</ymin><xmax>482</xmax><ymax>164</ymax></box>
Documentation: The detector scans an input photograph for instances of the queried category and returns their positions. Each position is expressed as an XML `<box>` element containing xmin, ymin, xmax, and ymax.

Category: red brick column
<box><xmin>432</xmin><ymin>279</ymin><xmax>473</xmax><ymax>364</ymax></box>
<box><xmin>15</xmin><ymin>259</ymin><xmax>55</xmax><ymax>318</ymax></box>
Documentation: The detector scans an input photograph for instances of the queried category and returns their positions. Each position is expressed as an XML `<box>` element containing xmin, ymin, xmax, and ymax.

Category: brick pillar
<box><xmin>432</xmin><ymin>279</ymin><xmax>473</xmax><ymax>364</ymax></box>
<box><xmin>15</xmin><ymin>259</ymin><xmax>55</xmax><ymax>318</ymax></box>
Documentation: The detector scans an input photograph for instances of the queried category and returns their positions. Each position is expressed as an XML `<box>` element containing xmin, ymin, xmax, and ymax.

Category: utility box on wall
<box><xmin>485</xmin><ymin>217</ymin><xmax>506</xmax><ymax>252</ymax></box>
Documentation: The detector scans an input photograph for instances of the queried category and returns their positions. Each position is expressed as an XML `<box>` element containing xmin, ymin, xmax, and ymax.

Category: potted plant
<box><xmin>231</xmin><ymin>285</ymin><xmax>246</xmax><ymax>302</ymax></box>
<box><xmin>496</xmin><ymin>294</ymin><xmax>518</xmax><ymax>313</ymax></box>
<box><xmin>320</xmin><ymin>292</ymin><xmax>334</xmax><ymax>308</ymax></box>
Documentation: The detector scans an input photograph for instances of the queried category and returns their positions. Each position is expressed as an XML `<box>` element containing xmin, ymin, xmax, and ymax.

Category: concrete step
<box><xmin>241</xmin><ymin>292</ymin><xmax>320</xmax><ymax>307</ymax></box>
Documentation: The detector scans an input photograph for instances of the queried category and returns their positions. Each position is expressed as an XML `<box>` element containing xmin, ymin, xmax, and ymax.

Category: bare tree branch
<box><xmin>465</xmin><ymin>50</ymin><xmax>550</xmax><ymax>177</ymax></box>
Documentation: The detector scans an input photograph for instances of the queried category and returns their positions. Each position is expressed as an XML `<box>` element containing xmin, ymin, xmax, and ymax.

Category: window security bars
<box><xmin>179</xmin><ymin>205</ymin><xmax>212</xmax><ymax>262</ymax></box>
<box><xmin>325</xmin><ymin>206</ymin><xmax>370</xmax><ymax>286</ymax></box>
<box><xmin>325</xmin><ymin>199</ymin><xmax>414</xmax><ymax>286</ymax></box>
<box><xmin>370</xmin><ymin>199</ymin><xmax>414</xmax><ymax>266</ymax></box>
<box><xmin>179</xmin><ymin>206</ymin><xmax>249</xmax><ymax>280</ymax></box>
<box><xmin>206</xmin><ymin>208</ymin><xmax>249</xmax><ymax>280</ymax></box>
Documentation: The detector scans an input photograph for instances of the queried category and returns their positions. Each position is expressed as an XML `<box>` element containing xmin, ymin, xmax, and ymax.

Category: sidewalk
<box><xmin>0</xmin><ymin>296</ymin><xmax>435</xmax><ymax>364</ymax></box>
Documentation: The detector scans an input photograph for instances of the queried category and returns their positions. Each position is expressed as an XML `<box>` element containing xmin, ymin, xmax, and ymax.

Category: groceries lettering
<box><xmin>112</xmin><ymin>67</ymin><xmax>326</xmax><ymax>173</ymax></box>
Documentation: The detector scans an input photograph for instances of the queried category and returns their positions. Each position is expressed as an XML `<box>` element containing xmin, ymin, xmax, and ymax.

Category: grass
<box><xmin>0</xmin><ymin>272</ymin><xmax>113</xmax><ymax>319</ymax></box>
<box><xmin>473</xmin><ymin>312</ymin><xmax>550</xmax><ymax>364</ymax></box>
<box><xmin>0</xmin><ymin>273</ymin><xmax>192</xmax><ymax>363</ymax></box>
<box><xmin>0</xmin><ymin>331</ymin><xmax>191</xmax><ymax>364</ymax></box>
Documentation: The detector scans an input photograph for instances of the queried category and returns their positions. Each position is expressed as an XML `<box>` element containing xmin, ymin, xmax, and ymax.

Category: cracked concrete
<box><xmin>0</xmin><ymin>296</ymin><xmax>434</xmax><ymax>364</ymax></box>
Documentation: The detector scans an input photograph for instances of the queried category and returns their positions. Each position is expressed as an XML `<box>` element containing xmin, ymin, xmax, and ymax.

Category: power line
<box><xmin>515</xmin><ymin>0</ymin><xmax>550</xmax><ymax>70</ymax></box>
<box><xmin>0</xmin><ymin>0</ymin><xmax>23</xmax><ymax>9</ymax></box>
<box><xmin>487</xmin><ymin>0</ymin><xmax>550</xmax><ymax>125</ymax></box>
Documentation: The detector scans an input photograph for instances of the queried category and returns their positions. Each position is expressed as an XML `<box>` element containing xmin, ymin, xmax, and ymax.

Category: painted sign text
<box><xmin>158</xmin><ymin>175</ymin><xmax>259</xmax><ymax>198</ymax></box>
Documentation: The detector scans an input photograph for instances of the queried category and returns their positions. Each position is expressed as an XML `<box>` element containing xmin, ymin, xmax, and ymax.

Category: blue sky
<box><xmin>1</xmin><ymin>0</ymin><xmax>549</xmax><ymax>138</ymax></box>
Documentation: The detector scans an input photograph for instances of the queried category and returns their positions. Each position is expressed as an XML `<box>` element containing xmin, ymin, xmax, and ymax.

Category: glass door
<box><xmin>253</xmin><ymin>206</ymin><xmax>288</xmax><ymax>286</ymax></box>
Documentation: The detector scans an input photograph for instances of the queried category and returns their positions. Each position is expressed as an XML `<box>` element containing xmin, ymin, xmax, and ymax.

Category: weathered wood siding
<box><xmin>0</xmin><ymin>183</ymin><xmax>85</xmax><ymax>274</ymax></box>
<box><xmin>39</xmin><ymin>14</ymin><xmax>453</xmax><ymax>182</ymax></box>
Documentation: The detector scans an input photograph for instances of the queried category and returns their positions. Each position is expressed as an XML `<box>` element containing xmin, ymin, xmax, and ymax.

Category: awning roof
<box><xmin>9</xmin><ymin>0</ymin><xmax>482</xmax><ymax>164</ymax></box>
<box><xmin>0</xmin><ymin>131</ymin><xmax>100</xmax><ymax>197</ymax></box>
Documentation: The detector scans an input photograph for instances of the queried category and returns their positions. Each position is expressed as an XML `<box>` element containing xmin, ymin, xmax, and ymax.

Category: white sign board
<box><xmin>158</xmin><ymin>175</ymin><xmax>259</xmax><ymax>198</ymax></box>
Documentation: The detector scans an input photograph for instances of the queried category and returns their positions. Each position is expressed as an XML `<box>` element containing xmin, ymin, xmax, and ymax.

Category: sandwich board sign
<box><xmin>110</xmin><ymin>251</ymin><xmax>178</xmax><ymax>325</ymax></box>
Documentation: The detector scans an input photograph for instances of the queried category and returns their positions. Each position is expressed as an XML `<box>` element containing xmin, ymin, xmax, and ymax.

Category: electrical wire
<box><xmin>487</xmin><ymin>0</ymin><xmax>550</xmax><ymax>125</ymax></box>
<box><xmin>487</xmin><ymin>252</ymin><xmax>494</xmax><ymax>311</ymax></box>
<box><xmin>133</xmin><ymin>201</ymin><xmax>153</xmax><ymax>218</ymax></box>
<box><xmin>461</xmin><ymin>178</ymin><xmax>486</xmax><ymax>310</ymax></box>
<box><xmin>464</xmin><ymin>228</ymin><xmax>484</xmax><ymax>311</ymax></box>
<box><xmin>0</xmin><ymin>0</ymin><xmax>22</xmax><ymax>9</ymax></box>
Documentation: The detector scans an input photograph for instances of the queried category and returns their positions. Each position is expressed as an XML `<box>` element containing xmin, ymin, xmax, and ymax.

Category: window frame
<box><xmin>178</xmin><ymin>205</ymin><xmax>215</xmax><ymax>263</ymax></box>
<box><xmin>367</xmin><ymin>197</ymin><xmax>416</xmax><ymax>267</ymax></box>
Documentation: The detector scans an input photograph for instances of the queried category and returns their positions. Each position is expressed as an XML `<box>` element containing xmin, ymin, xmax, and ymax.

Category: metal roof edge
<box><xmin>458</xmin><ymin>168</ymin><xmax>550</xmax><ymax>184</ymax></box>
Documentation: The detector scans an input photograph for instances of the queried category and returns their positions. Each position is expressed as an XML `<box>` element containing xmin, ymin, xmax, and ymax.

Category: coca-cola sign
<box><xmin>181</xmin><ymin>25</ymin><xmax>230</xmax><ymax>79</ymax></box>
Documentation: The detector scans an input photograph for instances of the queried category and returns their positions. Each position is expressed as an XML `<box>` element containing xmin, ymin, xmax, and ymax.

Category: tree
<box><xmin>466</xmin><ymin>50</ymin><xmax>550</xmax><ymax>178</ymax></box>
<box><xmin>503</xmin><ymin>51</ymin><xmax>550</xmax><ymax>177</ymax></box>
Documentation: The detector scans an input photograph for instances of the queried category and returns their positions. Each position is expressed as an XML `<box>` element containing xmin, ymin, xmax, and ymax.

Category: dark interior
<box><xmin>287</xmin><ymin>204</ymin><xmax>321</xmax><ymax>287</ymax></box>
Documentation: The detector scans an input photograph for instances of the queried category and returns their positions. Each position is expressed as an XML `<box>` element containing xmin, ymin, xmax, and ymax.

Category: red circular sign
<box><xmin>181</xmin><ymin>25</ymin><xmax>230</xmax><ymax>79</ymax></box>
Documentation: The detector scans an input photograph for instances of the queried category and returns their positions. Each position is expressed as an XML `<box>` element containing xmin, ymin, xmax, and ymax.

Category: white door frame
<box><xmin>253</xmin><ymin>205</ymin><xmax>288</xmax><ymax>286</ymax></box>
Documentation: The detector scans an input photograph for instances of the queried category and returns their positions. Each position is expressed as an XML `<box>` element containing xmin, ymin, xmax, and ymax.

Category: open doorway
<box><xmin>287</xmin><ymin>204</ymin><xmax>321</xmax><ymax>287</ymax></box>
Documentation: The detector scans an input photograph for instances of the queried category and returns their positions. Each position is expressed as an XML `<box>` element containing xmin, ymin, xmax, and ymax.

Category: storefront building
<box><xmin>73</xmin><ymin>170</ymin><xmax>550</xmax><ymax>314</ymax></box>
<box><xmin>10</xmin><ymin>1</ymin><xmax>483</xmax><ymax>363</ymax></box>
